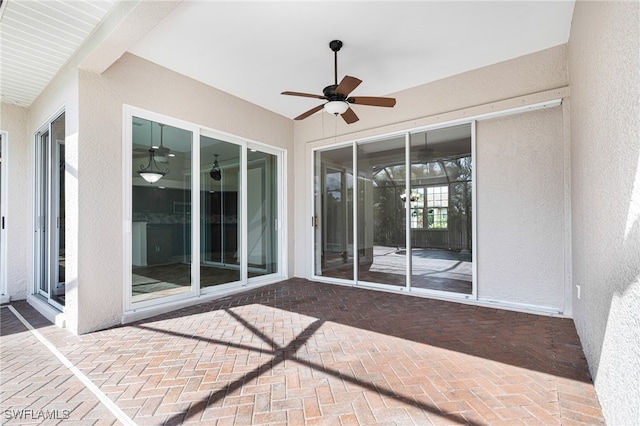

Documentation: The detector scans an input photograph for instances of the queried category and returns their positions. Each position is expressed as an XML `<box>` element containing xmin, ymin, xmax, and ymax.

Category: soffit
<box><xmin>0</xmin><ymin>0</ymin><xmax>116</xmax><ymax>107</ymax></box>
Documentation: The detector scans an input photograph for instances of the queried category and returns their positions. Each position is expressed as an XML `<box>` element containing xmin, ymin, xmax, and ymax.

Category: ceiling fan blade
<box><xmin>341</xmin><ymin>107</ymin><xmax>359</xmax><ymax>124</ymax></box>
<box><xmin>282</xmin><ymin>91</ymin><xmax>327</xmax><ymax>100</ymax></box>
<box><xmin>294</xmin><ymin>104</ymin><xmax>325</xmax><ymax>120</ymax></box>
<box><xmin>335</xmin><ymin>75</ymin><xmax>362</xmax><ymax>97</ymax></box>
<box><xmin>348</xmin><ymin>96</ymin><xmax>396</xmax><ymax>107</ymax></box>
<box><xmin>156</xmin><ymin>146</ymin><xmax>170</xmax><ymax>156</ymax></box>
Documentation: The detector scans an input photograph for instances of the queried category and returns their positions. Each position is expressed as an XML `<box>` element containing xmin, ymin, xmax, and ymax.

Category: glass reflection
<box><xmin>131</xmin><ymin>118</ymin><xmax>192</xmax><ymax>302</ymax></box>
<box><xmin>409</xmin><ymin>124</ymin><xmax>472</xmax><ymax>294</ymax></box>
<box><xmin>200</xmin><ymin>136</ymin><xmax>241</xmax><ymax>287</ymax></box>
<box><xmin>358</xmin><ymin>137</ymin><xmax>406</xmax><ymax>286</ymax></box>
<box><xmin>314</xmin><ymin>147</ymin><xmax>354</xmax><ymax>280</ymax></box>
<box><xmin>247</xmin><ymin>149</ymin><xmax>278</xmax><ymax>278</ymax></box>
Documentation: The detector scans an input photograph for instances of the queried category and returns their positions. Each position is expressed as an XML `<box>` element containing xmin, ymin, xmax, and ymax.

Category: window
<box><xmin>426</xmin><ymin>186</ymin><xmax>448</xmax><ymax>229</ymax></box>
<box><xmin>408</xmin><ymin>185</ymin><xmax>448</xmax><ymax>229</ymax></box>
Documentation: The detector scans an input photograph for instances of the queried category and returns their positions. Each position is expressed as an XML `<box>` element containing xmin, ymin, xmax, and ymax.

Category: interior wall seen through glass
<box><xmin>131</xmin><ymin>117</ymin><xmax>193</xmax><ymax>302</ymax></box>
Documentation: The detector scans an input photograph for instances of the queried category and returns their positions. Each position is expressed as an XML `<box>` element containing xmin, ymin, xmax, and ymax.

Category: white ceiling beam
<box><xmin>80</xmin><ymin>0</ymin><xmax>183</xmax><ymax>74</ymax></box>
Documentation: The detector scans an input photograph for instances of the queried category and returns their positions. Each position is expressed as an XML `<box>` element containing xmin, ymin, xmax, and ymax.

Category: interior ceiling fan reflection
<box><xmin>210</xmin><ymin>154</ymin><xmax>221</xmax><ymax>181</ymax></box>
<box><xmin>415</xmin><ymin>132</ymin><xmax>459</xmax><ymax>162</ymax></box>
<box><xmin>133</xmin><ymin>122</ymin><xmax>174</xmax><ymax>162</ymax></box>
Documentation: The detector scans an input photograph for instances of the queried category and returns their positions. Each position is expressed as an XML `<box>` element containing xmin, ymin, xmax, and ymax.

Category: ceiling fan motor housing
<box><xmin>323</xmin><ymin>85</ymin><xmax>343</xmax><ymax>101</ymax></box>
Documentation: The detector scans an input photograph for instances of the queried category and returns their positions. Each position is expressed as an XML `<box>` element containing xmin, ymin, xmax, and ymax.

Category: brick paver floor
<box><xmin>1</xmin><ymin>278</ymin><xmax>605</xmax><ymax>425</ymax></box>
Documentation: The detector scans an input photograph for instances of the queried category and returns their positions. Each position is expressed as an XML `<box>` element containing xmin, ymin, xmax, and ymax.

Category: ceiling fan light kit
<box><xmin>281</xmin><ymin>39</ymin><xmax>396</xmax><ymax>124</ymax></box>
<box><xmin>324</xmin><ymin>100</ymin><xmax>349</xmax><ymax>115</ymax></box>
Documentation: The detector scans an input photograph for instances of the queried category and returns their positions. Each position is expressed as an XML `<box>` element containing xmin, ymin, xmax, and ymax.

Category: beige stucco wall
<box><xmin>569</xmin><ymin>1</ymin><xmax>640</xmax><ymax>423</ymax></box>
<box><xmin>0</xmin><ymin>103</ymin><xmax>31</xmax><ymax>300</ymax></box>
<box><xmin>293</xmin><ymin>45</ymin><xmax>571</xmax><ymax>313</ymax></box>
<box><xmin>76</xmin><ymin>53</ymin><xmax>293</xmax><ymax>333</ymax></box>
<box><xmin>476</xmin><ymin>106</ymin><xmax>567</xmax><ymax>311</ymax></box>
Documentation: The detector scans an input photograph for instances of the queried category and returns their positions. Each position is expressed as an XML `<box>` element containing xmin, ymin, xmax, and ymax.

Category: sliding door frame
<box><xmin>0</xmin><ymin>131</ymin><xmax>7</xmax><ymax>301</ymax></box>
<box><xmin>311</xmin><ymin>120</ymin><xmax>478</xmax><ymax>301</ymax></box>
<box><xmin>123</xmin><ymin>107</ymin><xmax>201</xmax><ymax>311</ymax></box>
<box><xmin>33</xmin><ymin>108</ymin><xmax>66</xmax><ymax>311</ymax></box>
<box><xmin>123</xmin><ymin>105</ymin><xmax>286</xmax><ymax>314</ymax></box>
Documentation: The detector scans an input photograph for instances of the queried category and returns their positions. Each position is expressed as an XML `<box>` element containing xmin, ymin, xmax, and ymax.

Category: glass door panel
<box><xmin>36</xmin><ymin>130</ymin><xmax>50</xmax><ymax>296</ymax></box>
<box><xmin>200</xmin><ymin>136</ymin><xmax>241</xmax><ymax>287</ymax></box>
<box><xmin>314</xmin><ymin>147</ymin><xmax>354</xmax><ymax>280</ymax></box>
<box><xmin>131</xmin><ymin>118</ymin><xmax>193</xmax><ymax>302</ymax></box>
<box><xmin>52</xmin><ymin>114</ymin><xmax>65</xmax><ymax>306</ymax></box>
<box><xmin>247</xmin><ymin>149</ymin><xmax>278</xmax><ymax>277</ymax></box>
<box><xmin>357</xmin><ymin>137</ymin><xmax>406</xmax><ymax>287</ymax></box>
<box><xmin>34</xmin><ymin>112</ymin><xmax>65</xmax><ymax>308</ymax></box>
<box><xmin>409</xmin><ymin>124</ymin><xmax>473</xmax><ymax>294</ymax></box>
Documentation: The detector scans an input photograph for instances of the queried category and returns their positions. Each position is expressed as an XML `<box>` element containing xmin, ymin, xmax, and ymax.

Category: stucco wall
<box><xmin>76</xmin><ymin>53</ymin><xmax>293</xmax><ymax>333</ymax></box>
<box><xmin>568</xmin><ymin>1</ymin><xmax>640</xmax><ymax>423</ymax></box>
<box><xmin>0</xmin><ymin>103</ymin><xmax>31</xmax><ymax>300</ymax></box>
<box><xmin>476</xmin><ymin>107</ymin><xmax>566</xmax><ymax>311</ymax></box>
<box><xmin>292</xmin><ymin>45</ymin><xmax>570</xmax><ymax>314</ymax></box>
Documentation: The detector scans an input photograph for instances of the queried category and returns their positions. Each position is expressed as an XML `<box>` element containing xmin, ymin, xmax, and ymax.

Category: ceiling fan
<box><xmin>281</xmin><ymin>40</ymin><xmax>396</xmax><ymax>124</ymax></box>
<box><xmin>133</xmin><ymin>122</ymin><xmax>174</xmax><ymax>162</ymax></box>
<box><xmin>415</xmin><ymin>134</ymin><xmax>462</xmax><ymax>163</ymax></box>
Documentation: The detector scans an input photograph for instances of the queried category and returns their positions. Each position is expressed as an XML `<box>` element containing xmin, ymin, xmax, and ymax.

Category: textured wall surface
<box><xmin>0</xmin><ymin>104</ymin><xmax>31</xmax><ymax>300</ymax></box>
<box><xmin>569</xmin><ymin>1</ymin><xmax>640</xmax><ymax>424</ymax></box>
<box><xmin>476</xmin><ymin>107</ymin><xmax>566</xmax><ymax>312</ymax></box>
<box><xmin>76</xmin><ymin>53</ymin><xmax>293</xmax><ymax>333</ymax></box>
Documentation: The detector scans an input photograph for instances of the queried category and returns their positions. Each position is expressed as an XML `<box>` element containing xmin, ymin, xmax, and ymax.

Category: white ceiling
<box><xmin>0</xmin><ymin>1</ymin><xmax>575</xmax><ymax>117</ymax></box>
<box><xmin>0</xmin><ymin>0</ymin><xmax>116</xmax><ymax>106</ymax></box>
<box><xmin>128</xmin><ymin>1</ymin><xmax>575</xmax><ymax>119</ymax></box>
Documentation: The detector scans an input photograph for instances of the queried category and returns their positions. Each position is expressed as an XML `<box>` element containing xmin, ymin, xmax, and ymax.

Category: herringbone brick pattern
<box><xmin>0</xmin><ymin>307</ymin><xmax>119</xmax><ymax>425</ymax></box>
<box><xmin>1</xmin><ymin>279</ymin><xmax>604</xmax><ymax>425</ymax></box>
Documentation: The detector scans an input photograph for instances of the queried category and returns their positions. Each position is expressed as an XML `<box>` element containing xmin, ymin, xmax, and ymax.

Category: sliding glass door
<box><xmin>200</xmin><ymin>136</ymin><xmax>241</xmax><ymax>287</ymax></box>
<box><xmin>131</xmin><ymin>117</ymin><xmax>193</xmax><ymax>303</ymax></box>
<box><xmin>357</xmin><ymin>137</ymin><xmax>407</xmax><ymax>287</ymax></box>
<box><xmin>247</xmin><ymin>148</ymin><xmax>278</xmax><ymax>277</ymax></box>
<box><xmin>126</xmin><ymin>108</ymin><xmax>283</xmax><ymax>309</ymax></box>
<box><xmin>313</xmin><ymin>123</ymin><xmax>474</xmax><ymax>296</ymax></box>
<box><xmin>313</xmin><ymin>146</ymin><xmax>354</xmax><ymax>280</ymax></box>
<box><xmin>409</xmin><ymin>125</ymin><xmax>473</xmax><ymax>295</ymax></box>
<box><xmin>34</xmin><ymin>111</ymin><xmax>66</xmax><ymax>308</ymax></box>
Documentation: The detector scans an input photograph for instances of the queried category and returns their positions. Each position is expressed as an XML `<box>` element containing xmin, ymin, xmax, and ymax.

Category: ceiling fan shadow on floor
<box><xmin>281</xmin><ymin>40</ymin><xmax>396</xmax><ymax>124</ymax></box>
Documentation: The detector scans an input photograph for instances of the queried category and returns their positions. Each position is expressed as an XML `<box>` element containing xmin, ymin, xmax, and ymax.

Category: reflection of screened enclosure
<box><xmin>314</xmin><ymin>123</ymin><xmax>473</xmax><ymax>295</ymax></box>
<box><xmin>373</xmin><ymin>155</ymin><xmax>472</xmax><ymax>252</ymax></box>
